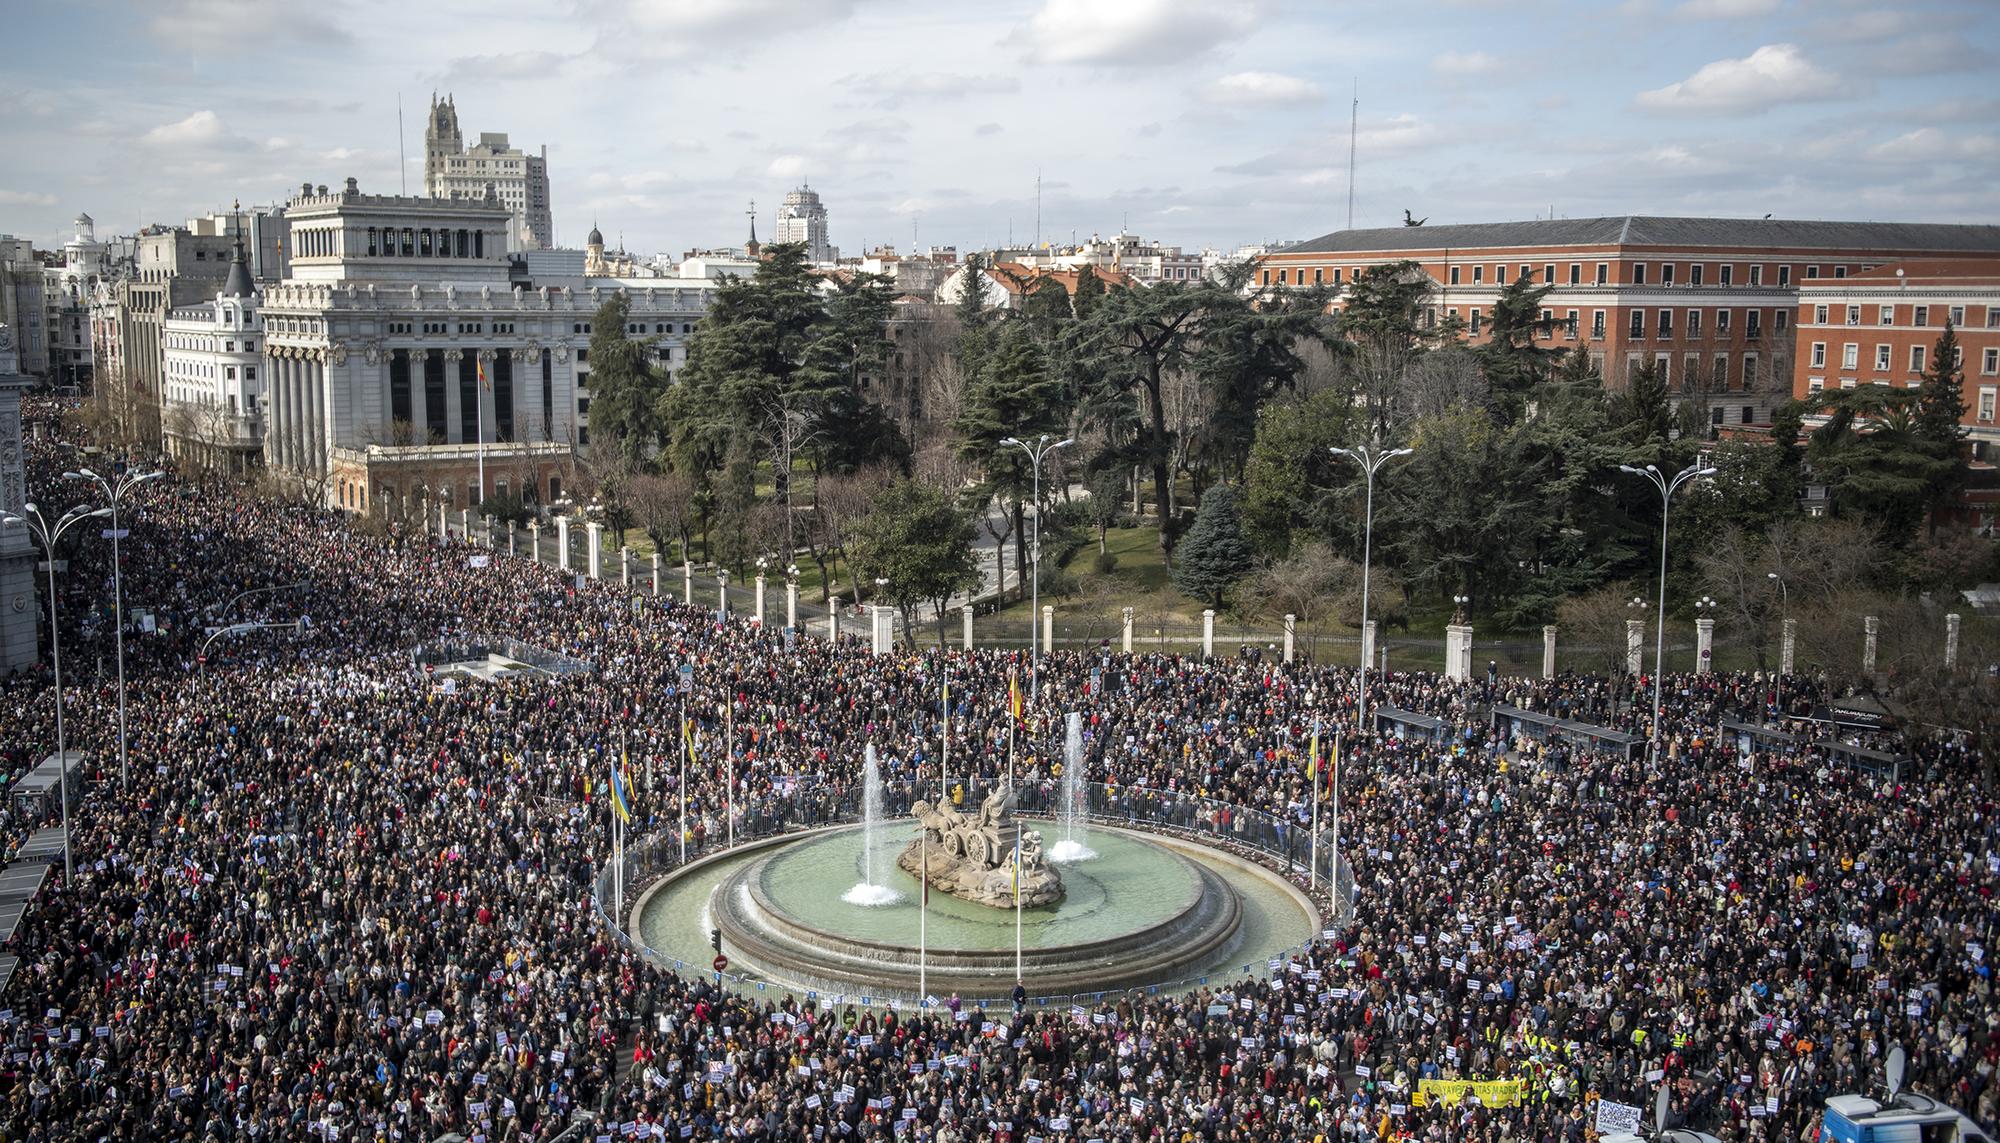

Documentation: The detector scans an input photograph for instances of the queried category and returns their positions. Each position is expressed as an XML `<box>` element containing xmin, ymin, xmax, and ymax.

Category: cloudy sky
<box><xmin>3</xmin><ymin>0</ymin><xmax>1995</xmax><ymax>258</ymax></box>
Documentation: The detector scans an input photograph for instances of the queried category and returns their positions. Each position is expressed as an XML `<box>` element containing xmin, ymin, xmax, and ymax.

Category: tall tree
<box><xmin>1477</xmin><ymin>273</ymin><xmax>1561</xmax><ymax>420</ymax></box>
<box><xmin>1809</xmin><ymin>385</ymin><xmax>1959</xmax><ymax>544</ymax></box>
<box><xmin>1082</xmin><ymin>283</ymin><xmax>1213</xmax><ymax>561</ymax></box>
<box><xmin>1171</xmin><ymin>484</ymin><xmax>1254</xmax><ymax>609</ymax></box>
<box><xmin>1914</xmin><ymin>318</ymin><xmax>1970</xmax><ymax>532</ymax></box>
<box><xmin>1338</xmin><ymin>261</ymin><xmax>1433</xmax><ymax>436</ymax></box>
<box><xmin>1195</xmin><ymin>264</ymin><xmax>1331</xmax><ymax>482</ymax></box>
<box><xmin>954</xmin><ymin>319</ymin><xmax>1066</xmax><ymax>594</ymax></box>
<box><xmin>848</xmin><ymin>478</ymin><xmax>982</xmax><ymax>646</ymax></box>
<box><xmin>585</xmin><ymin>293</ymin><xmax>669</xmax><ymax>467</ymax></box>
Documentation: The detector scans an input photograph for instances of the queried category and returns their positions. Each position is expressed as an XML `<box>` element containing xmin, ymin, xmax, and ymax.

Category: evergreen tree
<box><xmin>848</xmin><ymin>478</ymin><xmax>982</xmax><ymax>646</ymax></box>
<box><xmin>585</xmin><ymin>293</ymin><xmax>668</xmax><ymax>466</ymax></box>
<box><xmin>1915</xmin><ymin>319</ymin><xmax>1970</xmax><ymax>530</ymax></box>
<box><xmin>1071</xmin><ymin>263</ymin><xmax>1106</xmax><ymax>319</ymax></box>
<box><xmin>1477</xmin><ymin>273</ymin><xmax>1561</xmax><ymax>420</ymax></box>
<box><xmin>1171</xmin><ymin>484</ymin><xmax>1254</xmax><ymax>609</ymax></box>
<box><xmin>954</xmin><ymin>320</ymin><xmax>1066</xmax><ymax>591</ymax></box>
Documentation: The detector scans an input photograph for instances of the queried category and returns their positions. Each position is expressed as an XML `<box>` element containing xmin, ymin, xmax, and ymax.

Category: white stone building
<box><xmin>423</xmin><ymin>93</ymin><xmax>553</xmax><ymax>252</ymax></box>
<box><xmin>256</xmin><ymin>179</ymin><xmax>715</xmax><ymax>516</ymax></box>
<box><xmin>161</xmin><ymin>242</ymin><xmax>264</xmax><ymax>472</ymax></box>
<box><xmin>775</xmin><ymin>185</ymin><xmax>833</xmax><ymax>264</ymax></box>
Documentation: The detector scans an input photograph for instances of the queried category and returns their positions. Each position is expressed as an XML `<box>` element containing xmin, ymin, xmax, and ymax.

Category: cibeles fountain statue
<box><xmin>899</xmin><ymin>782</ymin><xmax>1064</xmax><ymax>907</ymax></box>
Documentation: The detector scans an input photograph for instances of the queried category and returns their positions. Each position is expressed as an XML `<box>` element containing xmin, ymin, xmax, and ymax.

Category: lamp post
<box><xmin>1</xmin><ymin>501</ymin><xmax>115</xmax><ymax>882</ymax></box>
<box><xmin>999</xmin><ymin>434</ymin><xmax>1073</xmax><ymax>703</ymax></box>
<box><xmin>65</xmin><ymin>464</ymin><xmax>162</xmax><ymax>791</ymax></box>
<box><xmin>1766</xmin><ymin>571</ymin><xmax>1789</xmax><ymax>716</ymax></box>
<box><xmin>1617</xmin><ymin>461</ymin><xmax>1715</xmax><ymax>763</ymax></box>
<box><xmin>1328</xmin><ymin>443</ymin><xmax>1412</xmax><ymax>735</ymax></box>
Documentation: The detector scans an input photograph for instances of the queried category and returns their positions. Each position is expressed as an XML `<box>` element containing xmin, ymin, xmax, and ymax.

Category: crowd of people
<box><xmin>0</xmin><ymin>411</ymin><xmax>1992</xmax><ymax>1143</ymax></box>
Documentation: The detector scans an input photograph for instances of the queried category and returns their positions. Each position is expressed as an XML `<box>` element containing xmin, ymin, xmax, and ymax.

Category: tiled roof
<box><xmin>1276</xmin><ymin>217</ymin><xmax>2000</xmax><ymax>256</ymax></box>
<box><xmin>1824</xmin><ymin>258</ymin><xmax>2000</xmax><ymax>287</ymax></box>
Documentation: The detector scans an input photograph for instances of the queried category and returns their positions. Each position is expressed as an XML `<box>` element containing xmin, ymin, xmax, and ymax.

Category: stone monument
<box><xmin>0</xmin><ymin>325</ymin><xmax>37</xmax><ymax>674</ymax></box>
<box><xmin>899</xmin><ymin>782</ymin><xmax>1063</xmax><ymax>907</ymax></box>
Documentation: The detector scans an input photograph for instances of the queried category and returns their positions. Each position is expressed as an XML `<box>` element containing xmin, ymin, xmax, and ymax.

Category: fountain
<box><xmin>841</xmin><ymin>745</ymin><xmax>901</xmax><ymax>906</ymax></box>
<box><xmin>1050</xmin><ymin>712</ymin><xmax>1096</xmax><ymax>862</ymax></box>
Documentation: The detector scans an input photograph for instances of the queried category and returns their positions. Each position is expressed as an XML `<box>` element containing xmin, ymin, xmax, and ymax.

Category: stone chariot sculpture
<box><xmin>898</xmin><ymin>782</ymin><xmax>1064</xmax><ymax>907</ymax></box>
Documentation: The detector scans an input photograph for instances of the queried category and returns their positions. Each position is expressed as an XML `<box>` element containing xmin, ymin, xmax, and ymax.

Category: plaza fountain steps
<box><xmin>711</xmin><ymin>831</ymin><xmax>1243</xmax><ymax>998</ymax></box>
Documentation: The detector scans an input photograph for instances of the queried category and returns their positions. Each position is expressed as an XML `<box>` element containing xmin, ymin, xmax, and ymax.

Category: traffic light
<box><xmin>710</xmin><ymin>928</ymin><xmax>722</xmax><ymax>953</ymax></box>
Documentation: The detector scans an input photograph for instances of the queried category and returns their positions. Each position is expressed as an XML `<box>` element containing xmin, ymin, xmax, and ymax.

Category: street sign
<box><xmin>100</xmin><ymin>529</ymin><xmax>129</xmax><ymax>540</ymax></box>
<box><xmin>712</xmin><ymin>954</ymin><xmax>729</xmax><ymax>973</ymax></box>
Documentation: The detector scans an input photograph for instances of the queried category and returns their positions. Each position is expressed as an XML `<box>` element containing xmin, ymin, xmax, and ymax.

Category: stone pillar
<box><xmin>1121</xmin><ymin>607</ymin><xmax>1134</xmax><ymax>654</ymax></box>
<box><xmin>1542</xmin><ymin>625</ymin><xmax>1557</xmax><ymax>680</ymax></box>
<box><xmin>1695</xmin><ymin>617</ymin><xmax>1715</xmax><ymax>675</ymax></box>
<box><xmin>459</xmin><ymin>509</ymin><xmax>470</xmax><ymax>541</ymax></box>
<box><xmin>528</xmin><ymin>521</ymin><xmax>540</xmax><ymax>565</ymax></box>
<box><xmin>1202</xmin><ymin>609</ymin><xmax>1216</xmax><ymax>659</ymax></box>
<box><xmin>1361</xmin><ymin>620</ymin><xmax>1377</xmax><ymax>673</ymax></box>
<box><xmin>507</xmin><ymin>520</ymin><xmax>517</xmax><ymax>558</ymax></box>
<box><xmin>718</xmin><ymin>572</ymin><xmax>729</xmax><ymax>619</ymax></box>
<box><xmin>1863</xmin><ymin>615</ymin><xmax>1879</xmax><ymax>676</ymax></box>
<box><xmin>1282</xmin><ymin>614</ymin><xmax>1296</xmax><ymax>664</ymax></box>
<box><xmin>872</xmin><ymin>605</ymin><xmax>893</xmax><ymax>656</ymax></box>
<box><xmin>683</xmin><ymin>561</ymin><xmax>694</xmax><ymax>606</ymax></box>
<box><xmin>829</xmin><ymin>605</ymin><xmax>841</xmax><ymax>643</ymax></box>
<box><xmin>652</xmin><ymin>553</ymin><xmax>662</xmax><ymax>596</ymax></box>
<box><xmin>1445</xmin><ymin>622</ymin><xmax>1474</xmax><ymax>682</ymax></box>
<box><xmin>1625</xmin><ymin>619</ymin><xmax>1644</xmax><ymax>676</ymax></box>
<box><xmin>754</xmin><ymin>575</ymin><xmax>767</xmax><ymax>626</ymax></box>
<box><xmin>786</xmin><ymin>581</ymin><xmax>799</xmax><ymax>630</ymax></box>
<box><xmin>443</xmin><ymin>352</ymin><xmax>463</xmax><ymax>443</ymax></box>
<box><xmin>620</xmin><ymin>546</ymin><xmax>632</xmax><ymax>587</ymax></box>
<box><xmin>963</xmin><ymin>605</ymin><xmax>975</xmax><ymax>650</ymax></box>
<box><xmin>555</xmin><ymin>516</ymin><xmax>572</xmax><ymax>572</ymax></box>
<box><xmin>1780</xmin><ymin>618</ymin><xmax>1796</xmax><ymax>676</ymax></box>
<box><xmin>437</xmin><ymin>501</ymin><xmax>446</xmax><ymax>538</ymax></box>
<box><xmin>585</xmin><ymin>522</ymin><xmax>603</xmax><ymax>580</ymax></box>
<box><xmin>1041</xmin><ymin>605</ymin><xmax>1054</xmax><ymax>655</ymax></box>
<box><xmin>481</xmin><ymin>515</ymin><xmax>495</xmax><ymax>549</ymax></box>
<box><xmin>1946</xmin><ymin>613</ymin><xmax>1962</xmax><ymax>669</ymax></box>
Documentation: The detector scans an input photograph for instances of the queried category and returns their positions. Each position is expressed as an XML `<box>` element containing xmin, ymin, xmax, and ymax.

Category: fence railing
<box><xmin>593</xmin><ymin>776</ymin><xmax>1353</xmax><ymax>1009</ymax></box>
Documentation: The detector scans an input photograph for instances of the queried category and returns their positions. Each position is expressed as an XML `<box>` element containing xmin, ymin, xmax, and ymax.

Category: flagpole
<box><xmin>941</xmin><ymin>676</ymin><xmax>949</xmax><ymax>806</ymax></box>
<box><xmin>1309</xmin><ymin>716</ymin><xmax>1321</xmax><ymax>891</ymax></box>
<box><xmin>724</xmin><ymin>699</ymin><xmax>734</xmax><ymax>848</ymax></box>
<box><xmin>1014</xmin><ymin>832</ymin><xmax>1023</xmax><ymax>982</ymax></box>
<box><xmin>919</xmin><ymin>829</ymin><xmax>928</xmax><ymax>1002</ymax></box>
<box><xmin>1330</xmin><ymin>732</ymin><xmax>1343</xmax><ymax>923</ymax></box>
<box><xmin>678</xmin><ymin>704</ymin><xmax>688</xmax><ymax>864</ymax></box>
<box><xmin>476</xmin><ymin>356</ymin><xmax>487</xmax><ymax>504</ymax></box>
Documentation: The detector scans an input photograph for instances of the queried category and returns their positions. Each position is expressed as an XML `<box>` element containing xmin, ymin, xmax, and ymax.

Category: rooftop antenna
<box><xmin>397</xmin><ymin>93</ymin><xmax>407</xmax><ymax>195</ymax></box>
<box><xmin>1035</xmin><ymin>169</ymin><xmax>1042</xmax><ymax>249</ymax></box>
<box><xmin>1347</xmin><ymin>78</ymin><xmax>1358</xmax><ymax>230</ymax></box>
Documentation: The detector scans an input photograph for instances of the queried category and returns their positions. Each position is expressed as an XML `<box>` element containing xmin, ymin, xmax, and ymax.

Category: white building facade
<box><xmin>161</xmin><ymin>244</ymin><xmax>264</xmax><ymax>473</ymax></box>
<box><xmin>424</xmin><ymin>93</ymin><xmax>553</xmax><ymax>252</ymax></box>
<box><xmin>776</xmin><ymin>185</ymin><xmax>833</xmax><ymax>264</ymax></box>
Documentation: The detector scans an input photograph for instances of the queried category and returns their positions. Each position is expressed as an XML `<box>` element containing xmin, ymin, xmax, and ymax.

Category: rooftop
<box><xmin>1276</xmin><ymin>216</ymin><xmax>2000</xmax><ymax>256</ymax></box>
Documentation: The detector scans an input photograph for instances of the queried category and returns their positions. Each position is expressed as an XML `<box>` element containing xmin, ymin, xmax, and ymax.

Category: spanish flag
<box><xmin>1307</xmin><ymin>720</ymin><xmax>1320</xmax><ymax>784</ymax></box>
<box><xmin>476</xmin><ymin>357</ymin><xmax>490</xmax><ymax>391</ymax></box>
<box><xmin>1009</xmin><ymin>671</ymin><xmax>1022</xmax><ymax>725</ymax></box>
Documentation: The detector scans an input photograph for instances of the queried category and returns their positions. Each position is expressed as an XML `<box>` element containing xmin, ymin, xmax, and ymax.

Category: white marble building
<box><xmin>257</xmin><ymin>179</ymin><xmax>715</xmax><ymax>515</ymax></box>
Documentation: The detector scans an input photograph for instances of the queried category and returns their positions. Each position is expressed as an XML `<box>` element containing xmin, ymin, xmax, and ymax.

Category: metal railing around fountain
<box><xmin>591</xmin><ymin>775</ymin><xmax>1356</xmax><ymax>1010</ymax></box>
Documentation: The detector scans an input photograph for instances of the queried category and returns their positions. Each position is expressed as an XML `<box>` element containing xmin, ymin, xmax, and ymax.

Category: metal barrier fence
<box><xmin>410</xmin><ymin>635</ymin><xmax>595</xmax><ymax>676</ymax></box>
<box><xmin>593</xmin><ymin>776</ymin><xmax>1354</xmax><ymax>1010</ymax></box>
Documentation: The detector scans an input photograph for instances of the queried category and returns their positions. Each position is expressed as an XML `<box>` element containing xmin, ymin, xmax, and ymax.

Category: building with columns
<box><xmin>257</xmin><ymin>178</ymin><xmax>715</xmax><ymax>516</ymax></box>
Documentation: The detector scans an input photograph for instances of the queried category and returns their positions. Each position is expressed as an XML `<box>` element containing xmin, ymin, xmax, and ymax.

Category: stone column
<box><xmin>718</xmin><ymin>572</ymin><xmax>729</xmax><ymax>618</ymax></box>
<box><xmin>828</xmin><ymin>605</ymin><xmax>840</xmax><ymax>643</ymax></box>
<box><xmin>1780</xmin><ymin>618</ymin><xmax>1796</xmax><ymax>676</ymax></box>
<box><xmin>1695</xmin><ymin>617</ymin><xmax>1715</xmax><ymax>675</ymax></box>
<box><xmin>1625</xmin><ymin>619</ymin><xmax>1644</xmax><ymax>676</ymax></box>
<box><xmin>1445</xmin><ymin>622</ymin><xmax>1474</xmax><ymax>682</ymax></box>
<box><xmin>459</xmin><ymin>509</ymin><xmax>470</xmax><ymax>541</ymax></box>
<box><xmin>962</xmin><ymin>605</ymin><xmax>974</xmax><ymax>650</ymax></box>
<box><xmin>1863</xmin><ymin>615</ymin><xmax>1879</xmax><ymax>675</ymax></box>
<box><xmin>443</xmin><ymin>351</ymin><xmax>464</xmax><ymax>443</ymax></box>
<box><xmin>585</xmin><ymin>523</ymin><xmax>603</xmax><ymax>579</ymax></box>
<box><xmin>872</xmin><ymin>605</ymin><xmax>893</xmax><ymax>656</ymax></box>
<box><xmin>1361</xmin><ymin>620</ymin><xmax>1377</xmax><ymax>673</ymax></box>
<box><xmin>652</xmin><ymin>553</ymin><xmax>662</xmax><ymax>596</ymax></box>
<box><xmin>481</xmin><ymin>515</ymin><xmax>495</xmax><ymax>549</ymax></box>
<box><xmin>620</xmin><ymin>546</ymin><xmax>632</xmax><ymax>587</ymax></box>
<box><xmin>1121</xmin><ymin>607</ymin><xmax>1134</xmax><ymax>654</ymax></box>
<box><xmin>786</xmin><ymin>580</ymin><xmax>799</xmax><ymax>630</ymax></box>
<box><xmin>1946</xmin><ymin>613</ymin><xmax>1961</xmax><ymax>669</ymax></box>
<box><xmin>682</xmin><ymin>561</ymin><xmax>693</xmax><ymax>606</ymax></box>
<box><xmin>437</xmin><ymin>501</ymin><xmax>447</xmax><ymax>539</ymax></box>
<box><xmin>528</xmin><ymin>521</ymin><xmax>540</xmax><ymax>565</ymax></box>
<box><xmin>308</xmin><ymin>359</ymin><xmax>325</xmax><ymax>473</ymax></box>
<box><xmin>1042</xmin><ymin>605</ymin><xmax>1054</xmax><ymax>655</ymax></box>
<box><xmin>1202</xmin><ymin>609</ymin><xmax>1216</xmax><ymax>659</ymax></box>
<box><xmin>1282</xmin><ymin>614</ymin><xmax>1296</xmax><ymax>664</ymax></box>
<box><xmin>1542</xmin><ymin>625</ymin><xmax>1557</xmax><ymax>680</ymax></box>
<box><xmin>555</xmin><ymin>516</ymin><xmax>572</xmax><ymax>572</ymax></box>
<box><xmin>754</xmin><ymin>575</ymin><xmax>767</xmax><ymax>626</ymax></box>
<box><xmin>507</xmin><ymin>520</ymin><xmax>517</xmax><ymax>558</ymax></box>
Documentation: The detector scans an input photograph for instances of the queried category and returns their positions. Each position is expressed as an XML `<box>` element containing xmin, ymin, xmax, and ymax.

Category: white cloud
<box><xmin>142</xmin><ymin>110</ymin><xmax>226</xmax><ymax>146</ymax></box>
<box><xmin>843</xmin><ymin>72</ymin><xmax>1021</xmax><ymax>105</ymax></box>
<box><xmin>0</xmin><ymin>189</ymin><xmax>57</xmax><ymax>207</ymax></box>
<box><xmin>1204</xmin><ymin>71</ymin><xmax>1322</xmax><ymax>106</ymax></box>
<box><xmin>1866</xmin><ymin>128</ymin><xmax>2000</xmax><ymax>164</ymax></box>
<box><xmin>768</xmin><ymin>155</ymin><xmax>808</xmax><ymax>178</ymax></box>
<box><xmin>1431</xmin><ymin>51</ymin><xmax>1502</xmax><ymax>76</ymax></box>
<box><xmin>1635</xmin><ymin>44</ymin><xmax>1842</xmax><ymax>114</ymax></box>
<box><xmin>1672</xmin><ymin>0</ymin><xmax>1780</xmax><ymax>18</ymax></box>
<box><xmin>1012</xmin><ymin>0</ymin><xmax>1264</xmax><ymax>66</ymax></box>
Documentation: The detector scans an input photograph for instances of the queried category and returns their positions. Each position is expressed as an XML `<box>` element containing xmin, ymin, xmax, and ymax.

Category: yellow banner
<box><xmin>1412</xmin><ymin>1079</ymin><xmax>1526</xmax><ymax>1108</ymax></box>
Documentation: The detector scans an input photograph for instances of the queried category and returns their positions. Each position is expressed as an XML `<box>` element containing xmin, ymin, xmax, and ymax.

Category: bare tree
<box><xmin>627</xmin><ymin>471</ymin><xmax>698</xmax><ymax>563</ymax></box>
<box><xmin>1556</xmin><ymin>583</ymin><xmax>1644</xmax><ymax>685</ymax></box>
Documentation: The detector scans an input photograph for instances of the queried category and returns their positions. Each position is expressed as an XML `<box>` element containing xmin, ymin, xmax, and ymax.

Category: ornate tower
<box><xmin>422</xmin><ymin>93</ymin><xmax>462</xmax><ymax>197</ymax></box>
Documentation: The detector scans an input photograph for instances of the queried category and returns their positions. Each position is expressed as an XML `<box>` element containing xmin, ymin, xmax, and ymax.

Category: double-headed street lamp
<box><xmin>1618</xmin><ymin>461</ymin><xmax>1715</xmax><ymax>763</ymax></box>
<box><xmin>1328</xmin><ymin>444</ymin><xmax>1412</xmax><ymax>736</ymax></box>
<box><xmin>65</xmin><ymin>464</ymin><xmax>162</xmax><ymax>790</ymax></box>
<box><xmin>999</xmin><ymin>434</ymin><xmax>1073</xmax><ymax>703</ymax></box>
<box><xmin>1</xmin><ymin>501</ymin><xmax>114</xmax><ymax>881</ymax></box>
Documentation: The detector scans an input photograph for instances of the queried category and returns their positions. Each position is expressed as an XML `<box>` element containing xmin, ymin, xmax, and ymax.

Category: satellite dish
<box><xmin>1655</xmin><ymin>1085</ymin><xmax>1671</xmax><ymax>1135</ymax></box>
<box><xmin>1886</xmin><ymin>1044</ymin><xmax>1905</xmax><ymax>1099</ymax></box>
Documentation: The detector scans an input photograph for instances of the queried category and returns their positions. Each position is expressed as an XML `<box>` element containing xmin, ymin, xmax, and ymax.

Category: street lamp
<box><xmin>1767</xmin><ymin>571</ymin><xmax>1790</xmax><ymax>715</ymax></box>
<box><xmin>1</xmin><ymin>501</ymin><xmax>114</xmax><ymax>882</ymax></box>
<box><xmin>1451</xmin><ymin>594</ymin><xmax>1470</xmax><ymax>624</ymax></box>
<box><xmin>65</xmin><ymin>464</ymin><xmax>163</xmax><ymax>790</ymax></box>
<box><xmin>1618</xmin><ymin>461</ymin><xmax>1716</xmax><ymax>763</ymax></box>
<box><xmin>1328</xmin><ymin>443</ymin><xmax>1413</xmax><ymax>736</ymax></box>
<box><xmin>999</xmin><ymin>434</ymin><xmax>1074</xmax><ymax>703</ymax></box>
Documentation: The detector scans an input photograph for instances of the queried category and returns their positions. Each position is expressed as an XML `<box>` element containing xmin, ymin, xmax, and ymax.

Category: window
<box><xmin>1774</xmin><ymin>311</ymin><xmax>1788</xmax><ymax>333</ymax></box>
<box><xmin>1842</xmin><ymin>343</ymin><xmax>1859</xmax><ymax>369</ymax></box>
<box><xmin>1981</xmin><ymin>387</ymin><xmax>1997</xmax><ymax>421</ymax></box>
<box><xmin>1687</xmin><ymin>310</ymin><xmax>1702</xmax><ymax>338</ymax></box>
<box><xmin>1846</xmin><ymin>306</ymin><xmax>1861</xmax><ymax>326</ymax></box>
<box><xmin>1596</xmin><ymin>263</ymin><xmax>1608</xmax><ymax>285</ymax></box>
<box><xmin>420</xmin><ymin>229</ymin><xmax>432</xmax><ymax>257</ymax></box>
<box><xmin>245</xmin><ymin>366</ymin><xmax>256</xmax><ymax>381</ymax></box>
<box><xmin>367</xmin><ymin>227</ymin><xmax>378</xmax><ymax>257</ymax></box>
<box><xmin>1494</xmin><ymin>265</ymin><xmax>1505</xmax><ymax>284</ymax></box>
<box><xmin>1914</xmin><ymin>305</ymin><xmax>1929</xmax><ymax>327</ymax></box>
<box><xmin>1719</xmin><ymin>265</ymin><xmax>1733</xmax><ymax>286</ymax></box>
<box><xmin>1519</xmin><ymin>264</ymin><xmax>1532</xmax><ymax>282</ymax></box>
<box><xmin>401</xmin><ymin>228</ymin><xmax>414</xmax><ymax>257</ymax></box>
<box><xmin>1908</xmin><ymin>344</ymin><xmax>1928</xmax><ymax>373</ymax></box>
<box><xmin>1569</xmin><ymin>263</ymin><xmax>1581</xmax><ymax>285</ymax></box>
<box><xmin>1716</xmin><ymin>309</ymin><xmax>1732</xmax><ymax>335</ymax></box>
<box><xmin>1811</xmin><ymin>342</ymin><xmax>1826</xmax><ymax>367</ymax></box>
<box><xmin>1661</xmin><ymin>264</ymin><xmax>1677</xmax><ymax>287</ymax></box>
<box><xmin>1985</xmin><ymin>348</ymin><xmax>1999</xmax><ymax>375</ymax></box>
<box><xmin>1949</xmin><ymin>305</ymin><xmax>1964</xmax><ymax>326</ymax></box>
<box><xmin>1813</xmin><ymin>305</ymin><xmax>1828</xmax><ymax>325</ymax></box>
<box><xmin>1743</xmin><ymin>353</ymin><xmax>1759</xmax><ymax>388</ymax></box>
<box><xmin>1833</xmin><ymin>265</ymin><xmax>1847</xmax><ymax>279</ymax></box>
<box><xmin>1591</xmin><ymin>310</ymin><xmax>1606</xmax><ymax>338</ymax></box>
<box><xmin>1875</xmin><ymin>344</ymin><xmax>1891</xmax><ymax>371</ymax></box>
<box><xmin>1658</xmin><ymin>308</ymin><xmax>1674</xmax><ymax>337</ymax></box>
<box><xmin>1629</xmin><ymin>311</ymin><xmax>1645</xmax><ymax>338</ymax></box>
<box><xmin>1809</xmin><ymin>377</ymin><xmax>1825</xmax><ymax>393</ymax></box>
<box><xmin>1449</xmin><ymin>266</ymin><xmax>1461</xmax><ymax>286</ymax></box>
<box><xmin>1261</xmin><ymin>269</ymin><xmax>1271</xmax><ymax>286</ymax></box>
<box><xmin>1472</xmin><ymin>266</ymin><xmax>1484</xmax><ymax>285</ymax></box>
<box><xmin>1776</xmin><ymin>265</ymin><xmax>1789</xmax><ymax>287</ymax></box>
<box><xmin>1806</xmin><ymin>265</ymin><xmax>1820</xmax><ymax>279</ymax></box>
<box><xmin>1277</xmin><ymin>269</ymin><xmax>1288</xmax><ymax>284</ymax></box>
<box><xmin>1545</xmin><ymin>264</ymin><xmax>1556</xmax><ymax>283</ymax></box>
<box><xmin>1714</xmin><ymin>354</ymin><xmax>1729</xmax><ymax>390</ymax></box>
<box><xmin>1539</xmin><ymin>308</ymin><xmax>1556</xmax><ymax>339</ymax></box>
<box><xmin>1565</xmin><ymin>309</ymin><xmax>1579</xmax><ymax>339</ymax></box>
<box><xmin>1632</xmin><ymin>263</ymin><xmax>1647</xmax><ymax>285</ymax></box>
<box><xmin>1470</xmin><ymin>309</ymin><xmax>1483</xmax><ymax>335</ymax></box>
<box><xmin>1690</xmin><ymin>264</ymin><xmax>1705</xmax><ymax>286</ymax></box>
<box><xmin>1313</xmin><ymin>268</ymin><xmax>1322</xmax><ymax>284</ymax></box>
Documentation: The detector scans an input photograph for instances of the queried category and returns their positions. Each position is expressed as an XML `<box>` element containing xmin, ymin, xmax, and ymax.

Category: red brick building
<box><xmin>1258</xmin><ymin>217</ymin><xmax>2000</xmax><ymax>430</ymax></box>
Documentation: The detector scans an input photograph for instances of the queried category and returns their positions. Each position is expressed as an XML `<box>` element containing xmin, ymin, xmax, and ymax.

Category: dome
<box><xmin>586</xmin><ymin>224</ymin><xmax>604</xmax><ymax>247</ymax></box>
